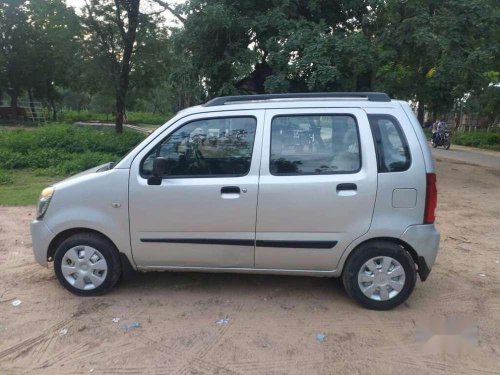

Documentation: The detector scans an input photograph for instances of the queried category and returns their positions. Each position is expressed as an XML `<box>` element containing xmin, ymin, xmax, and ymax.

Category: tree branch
<box><xmin>114</xmin><ymin>0</ymin><xmax>127</xmax><ymax>44</ymax></box>
<box><xmin>150</xmin><ymin>0</ymin><xmax>186</xmax><ymax>23</ymax></box>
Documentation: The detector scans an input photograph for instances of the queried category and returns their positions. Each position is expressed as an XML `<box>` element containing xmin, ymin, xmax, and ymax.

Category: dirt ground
<box><xmin>1</xmin><ymin>157</ymin><xmax>499</xmax><ymax>374</ymax></box>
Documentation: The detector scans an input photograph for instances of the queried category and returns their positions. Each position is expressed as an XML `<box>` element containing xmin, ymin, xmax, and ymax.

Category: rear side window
<box><xmin>270</xmin><ymin>115</ymin><xmax>360</xmax><ymax>175</ymax></box>
<box><xmin>368</xmin><ymin>115</ymin><xmax>411</xmax><ymax>173</ymax></box>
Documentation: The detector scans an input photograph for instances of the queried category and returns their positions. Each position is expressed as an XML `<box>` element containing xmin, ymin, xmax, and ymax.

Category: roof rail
<box><xmin>204</xmin><ymin>92</ymin><xmax>391</xmax><ymax>107</ymax></box>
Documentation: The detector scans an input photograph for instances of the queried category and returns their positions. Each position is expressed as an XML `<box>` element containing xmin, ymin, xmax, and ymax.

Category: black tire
<box><xmin>432</xmin><ymin>141</ymin><xmax>438</xmax><ymax>148</ymax></box>
<box><xmin>444</xmin><ymin>140</ymin><xmax>451</xmax><ymax>150</ymax></box>
<box><xmin>342</xmin><ymin>240</ymin><xmax>417</xmax><ymax>310</ymax></box>
<box><xmin>54</xmin><ymin>232</ymin><xmax>122</xmax><ymax>296</ymax></box>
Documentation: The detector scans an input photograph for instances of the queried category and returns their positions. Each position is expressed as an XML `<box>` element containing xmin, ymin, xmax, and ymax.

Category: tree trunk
<box><xmin>10</xmin><ymin>91</ymin><xmax>18</xmax><ymax>119</ymax></box>
<box><xmin>417</xmin><ymin>101</ymin><xmax>425</xmax><ymax>126</ymax></box>
<box><xmin>50</xmin><ymin>98</ymin><xmax>57</xmax><ymax>121</ymax></box>
<box><xmin>113</xmin><ymin>0</ymin><xmax>140</xmax><ymax>134</ymax></box>
<box><xmin>46</xmin><ymin>80</ymin><xmax>58</xmax><ymax>121</ymax></box>
<box><xmin>28</xmin><ymin>89</ymin><xmax>37</xmax><ymax>120</ymax></box>
<box><xmin>352</xmin><ymin>74</ymin><xmax>357</xmax><ymax>91</ymax></box>
<box><xmin>115</xmin><ymin>90</ymin><xmax>125</xmax><ymax>134</ymax></box>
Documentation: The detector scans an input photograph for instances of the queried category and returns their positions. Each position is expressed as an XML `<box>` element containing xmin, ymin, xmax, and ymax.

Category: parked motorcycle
<box><xmin>431</xmin><ymin>131</ymin><xmax>451</xmax><ymax>150</ymax></box>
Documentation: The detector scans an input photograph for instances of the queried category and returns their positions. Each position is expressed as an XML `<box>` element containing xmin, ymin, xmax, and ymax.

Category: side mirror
<box><xmin>148</xmin><ymin>157</ymin><xmax>170</xmax><ymax>185</ymax></box>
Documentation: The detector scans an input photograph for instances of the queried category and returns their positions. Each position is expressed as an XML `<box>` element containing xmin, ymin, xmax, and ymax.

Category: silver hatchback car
<box><xmin>31</xmin><ymin>92</ymin><xmax>439</xmax><ymax>310</ymax></box>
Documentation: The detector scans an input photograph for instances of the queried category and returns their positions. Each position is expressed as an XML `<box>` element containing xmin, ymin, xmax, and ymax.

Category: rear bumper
<box><xmin>30</xmin><ymin>220</ymin><xmax>55</xmax><ymax>267</ymax></box>
<box><xmin>400</xmin><ymin>224</ymin><xmax>440</xmax><ymax>281</ymax></box>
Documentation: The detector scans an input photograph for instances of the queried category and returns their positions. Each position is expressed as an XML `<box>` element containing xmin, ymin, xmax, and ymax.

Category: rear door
<box><xmin>255</xmin><ymin>108</ymin><xmax>378</xmax><ymax>270</ymax></box>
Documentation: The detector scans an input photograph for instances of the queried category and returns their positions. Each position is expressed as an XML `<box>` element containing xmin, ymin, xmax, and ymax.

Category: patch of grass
<box><xmin>0</xmin><ymin>121</ymin><xmax>40</xmax><ymax>128</ymax></box>
<box><xmin>453</xmin><ymin>131</ymin><xmax>500</xmax><ymax>151</ymax></box>
<box><xmin>0</xmin><ymin>169</ymin><xmax>13</xmax><ymax>185</ymax></box>
<box><xmin>0</xmin><ymin>169</ymin><xmax>61</xmax><ymax>205</ymax></box>
<box><xmin>0</xmin><ymin>123</ymin><xmax>145</xmax><ymax>174</ymax></box>
<box><xmin>59</xmin><ymin>110</ymin><xmax>169</xmax><ymax>125</ymax></box>
<box><xmin>58</xmin><ymin>110</ymin><xmax>112</xmax><ymax>123</ymax></box>
<box><xmin>0</xmin><ymin>124</ymin><xmax>146</xmax><ymax>205</ymax></box>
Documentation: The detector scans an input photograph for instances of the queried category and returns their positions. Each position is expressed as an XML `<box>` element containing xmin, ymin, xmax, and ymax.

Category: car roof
<box><xmin>205</xmin><ymin>92</ymin><xmax>391</xmax><ymax>105</ymax></box>
<box><xmin>177</xmin><ymin>100</ymin><xmax>402</xmax><ymax>117</ymax></box>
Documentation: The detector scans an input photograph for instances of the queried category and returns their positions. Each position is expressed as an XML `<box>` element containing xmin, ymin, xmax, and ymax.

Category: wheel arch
<box><xmin>46</xmin><ymin>227</ymin><xmax>136</xmax><ymax>278</ymax></box>
<box><xmin>341</xmin><ymin>237</ymin><xmax>419</xmax><ymax>274</ymax></box>
<box><xmin>47</xmin><ymin>228</ymin><xmax>112</xmax><ymax>262</ymax></box>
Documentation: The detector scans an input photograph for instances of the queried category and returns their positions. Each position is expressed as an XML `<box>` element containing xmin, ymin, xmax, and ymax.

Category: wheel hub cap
<box><xmin>61</xmin><ymin>246</ymin><xmax>108</xmax><ymax>291</ymax></box>
<box><xmin>357</xmin><ymin>256</ymin><xmax>406</xmax><ymax>301</ymax></box>
<box><xmin>374</xmin><ymin>272</ymin><xmax>389</xmax><ymax>285</ymax></box>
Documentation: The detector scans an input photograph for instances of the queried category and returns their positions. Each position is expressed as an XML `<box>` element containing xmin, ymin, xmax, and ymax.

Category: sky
<box><xmin>66</xmin><ymin>0</ymin><xmax>184</xmax><ymax>8</ymax></box>
<box><xmin>65</xmin><ymin>0</ymin><xmax>185</xmax><ymax>25</ymax></box>
<box><xmin>66</xmin><ymin>0</ymin><xmax>84</xmax><ymax>8</ymax></box>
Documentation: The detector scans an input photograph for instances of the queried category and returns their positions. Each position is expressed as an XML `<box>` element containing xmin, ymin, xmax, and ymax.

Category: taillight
<box><xmin>424</xmin><ymin>173</ymin><xmax>437</xmax><ymax>224</ymax></box>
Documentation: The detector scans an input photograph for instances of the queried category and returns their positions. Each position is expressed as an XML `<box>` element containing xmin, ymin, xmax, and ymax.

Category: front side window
<box><xmin>142</xmin><ymin>117</ymin><xmax>257</xmax><ymax>177</ymax></box>
<box><xmin>368</xmin><ymin>115</ymin><xmax>411</xmax><ymax>172</ymax></box>
<box><xmin>270</xmin><ymin>115</ymin><xmax>361</xmax><ymax>175</ymax></box>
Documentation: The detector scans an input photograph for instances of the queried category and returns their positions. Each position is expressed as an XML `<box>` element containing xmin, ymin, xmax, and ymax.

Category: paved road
<box><xmin>431</xmin><ymin>145</ymin><xmax>500</xmax><ymax>169</ymax></box>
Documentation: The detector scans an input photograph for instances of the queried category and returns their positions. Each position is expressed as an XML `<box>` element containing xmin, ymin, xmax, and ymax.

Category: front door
<box><xmin>255</xmin><ymin>108</ymin><xmax>378</xmax><ymax>271</ymax></box>
<box><xmin>129</xmin><ymin>110</ymin><xmax>264</xmax><ymax>268</ymax></box>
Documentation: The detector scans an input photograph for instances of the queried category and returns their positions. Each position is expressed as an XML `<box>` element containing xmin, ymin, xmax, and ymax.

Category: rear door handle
<box><xmin>221</xmin><ymin>186</ymin><xmax>240</xmax><ymax>194</ymax></box>
<box><xmin>337</xmin><ymin>183</ymin><xmax>357</xmax><ymax>191</ymax></box>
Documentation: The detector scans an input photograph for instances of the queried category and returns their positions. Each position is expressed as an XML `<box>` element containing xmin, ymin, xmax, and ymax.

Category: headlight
<box><xmin>37</xmin><ymin>187</ymin><xmax>55</xmax><ymax>219</ymax></box>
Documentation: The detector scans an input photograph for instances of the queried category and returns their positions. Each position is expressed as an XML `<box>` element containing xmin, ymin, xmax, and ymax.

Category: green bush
<box><xmin>453</xmin><ymin>131</ymin><xmax>500</xmax><ymax>151</ymax></box>
<box><xmin>0</xmin><ymin>149</ymin><xmax>34</xmax><ymax>169</ymax></box>
<box><xmin>0</xmin><ymin>124</ymin><xmax>145</xmax><ymax>173</ymax></box>
<box><xmin>56</xmin><ymin>151</ymin><xmax>117</xmax><ymax>175</ymax></box>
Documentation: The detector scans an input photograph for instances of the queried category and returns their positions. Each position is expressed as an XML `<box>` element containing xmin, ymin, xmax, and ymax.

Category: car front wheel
<box><xmin>54</xmin><ymin>233</ymin><xmax>121</xmax><ymax>296</ymax></box>
<box><xmin>342</xmin><ymin>240</ymin><xmax>417</xmax><ymax>310</ymax></box>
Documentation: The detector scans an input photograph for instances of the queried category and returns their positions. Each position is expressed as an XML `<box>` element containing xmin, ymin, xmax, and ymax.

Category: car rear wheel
<box><xmin>54</xmin><ymin>233</ymin><xmax>121</xmax><ymax>296</ymax></box>
<box><xmin>342</xmin><ymin>240</ymin><xmax>416</xmax><ymax>310</ymax></box>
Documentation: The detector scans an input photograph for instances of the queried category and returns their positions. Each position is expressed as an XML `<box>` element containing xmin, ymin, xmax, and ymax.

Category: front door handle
<box><xmin>337</xmin><ymin>183</ymin><xmax>357</xmax><ymax>191</ymax></box>
<box><xmin>221</xmin><ymin>186</ymin><xmax>240</xmax><ymax>194</ymax></box>
<box><xmin>221</xmin><ymin>186</ymin><xmax>241</xmax><ymax>199</ymax></box>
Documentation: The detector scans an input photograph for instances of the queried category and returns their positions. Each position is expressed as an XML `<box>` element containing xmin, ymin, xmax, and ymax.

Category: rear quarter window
<box><xmin>368</xmin><ymin>114</ymin><xmax>411</xmax><ymax>173</ymax></box>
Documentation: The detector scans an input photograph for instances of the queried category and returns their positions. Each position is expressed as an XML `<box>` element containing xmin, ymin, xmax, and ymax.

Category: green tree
<box><xmin>374</xmin><ymin>0</ymin><xmax>499</xmax><ymax>123</ymax></box>
<box><xmin>83</xmin><ymin>0</ymin><xmax>141</xmax><ymax>133</ymax></box>
<box><xmin>28</xmin><ymin>0</ymin><xmax>81</xmax><ymax>120</ymax></box>
<box><xmin>0</xmin><ymin>0</ymin><xmax>80</xmax><ymax>120</ymax></box>
<box><xmin>0</xmin><ymin>0</ymin><xmax>33</xmax><ymax>116</ymax></box>
<box><xmin>82</xmin><ymin>0</ymin><xmax>186</xmax><ymax>132</ymax></box>
<box><xmin>176</xmin><ymin>0</ymin><xmax>377</xmax><ymax>97</ymax></box>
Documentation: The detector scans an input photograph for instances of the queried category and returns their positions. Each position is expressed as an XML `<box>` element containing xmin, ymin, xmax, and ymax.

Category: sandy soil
<box><xmin>0</xmin><ymin>158</ymin><xmax>499</xmax><ymax>374</ymax></box>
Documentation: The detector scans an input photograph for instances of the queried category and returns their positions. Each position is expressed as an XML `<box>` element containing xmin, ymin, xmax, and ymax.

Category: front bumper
<box><xmin>30</xmin><ymin>220</ymin><xmax>55</xmax><ymax>267</ymax></box>
<box><xmin>400</xmin><ymin>224</ymin><xmax>440</xmax><ymax>281</ymax></box>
